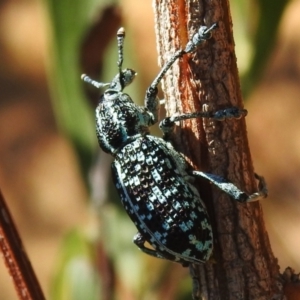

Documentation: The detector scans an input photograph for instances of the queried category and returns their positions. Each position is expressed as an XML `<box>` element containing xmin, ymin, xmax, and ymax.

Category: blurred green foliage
<box><xmin>44</xmin><ymin>0</ymin><xmax>116</xmax><ymax>176</ymax></box>
<box><xmin>232</xmin><ymin>0</ymin><xmax>289</xmax><ymax>96</ymax></box>
<box><xmin>51</xmin><ymin>230</ymin><xmax>101</xmax><ymax>300</ymax></box>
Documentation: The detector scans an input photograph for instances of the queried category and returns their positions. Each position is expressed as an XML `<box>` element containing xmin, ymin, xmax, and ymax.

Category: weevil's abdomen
<box><xmin>112</xmin><ymin>135</ymin><xmax>213</xmax><ymax>263</ymax></box>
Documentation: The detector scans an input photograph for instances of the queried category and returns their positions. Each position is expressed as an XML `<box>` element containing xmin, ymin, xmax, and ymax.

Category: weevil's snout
<box><xmin>110</xmin><ymin>68</ymin><xmax>137</xmax><ymax>91</ymax></box>
<box><xmin>121</xmin><ymin>68</ymin><xmax>137</xmax><ymax>87</ymax></box>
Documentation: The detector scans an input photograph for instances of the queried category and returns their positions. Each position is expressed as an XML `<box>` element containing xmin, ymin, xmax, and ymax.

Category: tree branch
<box><xmin>0</xmin><ymin>189</ymin><xmax>45</xmax><ymax>300</ymax></box>
<box><xmin>153</xmin><ymin>0</ymin><xmax>284</xmax><ymax>299</ymax></box>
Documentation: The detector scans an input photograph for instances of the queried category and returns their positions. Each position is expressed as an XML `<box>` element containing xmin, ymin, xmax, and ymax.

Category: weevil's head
<box><xmin>109</xmin><ymin>68</ymin><xmax>137</xmax><ymax>91</ymax></box>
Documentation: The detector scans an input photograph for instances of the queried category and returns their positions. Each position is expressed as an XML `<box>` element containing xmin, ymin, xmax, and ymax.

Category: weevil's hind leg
<box><xmin>191</xmin><ymin>171</ymin><xmax>268</xmax><ymax>202</ymax></box>
<box><xmin>160</xmin><ymin>107</ymin><xmax>248</xmax><ymax>141</ymax></box>
<box><xmin>133</xmin><ymin>233</ymin><xmax>188</xmax><ymax>266</ymax></box>
<box><xmin>133</xmin><ymin>233</ymin><xmax>168</xmax><ymax>259</ymax></box>
<box><xmin>189</xmin><ymin>264</ymin><xmax>200</xmax><ymax>300</ymax></box>
<box><xmin>133</xmin><ymin>232</ymin><xmax>170</xmax><ymax>260</ymax></box>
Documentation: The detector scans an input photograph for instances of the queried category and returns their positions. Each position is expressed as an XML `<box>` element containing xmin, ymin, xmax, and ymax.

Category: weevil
<box><xmin>82</xmin><ymin>24</ymin><xmax>267</xmax><ymax>266</ymax></box>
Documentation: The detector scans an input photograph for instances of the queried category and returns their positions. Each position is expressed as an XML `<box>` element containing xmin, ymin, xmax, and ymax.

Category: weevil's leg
<box><xmin>143</xmin><ymin>48</ymin><xmax>186</xmax><ymax>124</ymax></box>
<box><xmin>149</xmin><ymin>23</ymin><xmax>218</xmax><ymax>92</ymax></box>
<box><xmin>190</xmin><ymin>171</ymin><xmax>268</xmax><ymax>202</ymax></box>
<box><xmin>133</xmin><ymin>233</ymin><xmax>188</xmax><ymax>265</ymax></box>
<box><xmin>160</xmin><ymin>107</ymin><xmax>248</xmax><ymax>140</ymax></box>
<box><xmin>133</xmin><ymin>233</ymin><xmax>169</xmax><ymax>259</ymax></box>
<box><xmin>189</xmin><ymin>264</ymin><xmax>200</xmax><ymax>300</ymax></box>
<box><xmin>144</xmin><ymin>24</ymin><xmax>218</xmax><ymax>123</ymax></box>
<box><xmin>184</xmin><ymin>23</ymin><xmax>218</xmax><ymax>54</ymax></box>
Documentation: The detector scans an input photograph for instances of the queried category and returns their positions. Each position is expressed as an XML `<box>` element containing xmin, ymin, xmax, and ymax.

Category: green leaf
<box><xmin>51</xmin><ymin>230</ymin><xmax>101</xmax><ymax>300</ymax></box>
<box><xmin>43</xmin><ymin>0</ymin><xmax>116</xmax><ymax>174</ymax></box>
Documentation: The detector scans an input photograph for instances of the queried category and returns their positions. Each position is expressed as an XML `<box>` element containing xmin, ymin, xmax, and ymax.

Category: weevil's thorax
<box><xmin>96</xmin><ymin>89</ymin><xmax>152</xmax><ymax>155</ymax></box>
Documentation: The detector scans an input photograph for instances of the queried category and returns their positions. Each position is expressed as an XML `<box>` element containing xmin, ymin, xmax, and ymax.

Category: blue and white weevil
<box><xmin>82</xmin><ymin>24</ymin><xmax>267</xmax><ymax>266</ymax></box>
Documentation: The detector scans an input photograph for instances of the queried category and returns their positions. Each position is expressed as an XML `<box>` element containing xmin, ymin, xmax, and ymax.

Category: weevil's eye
<box><xmin>121</xmin><ymin>68</ymin><xmax>137</xmax><ymax>87</ymax></box>
<box><xmin>110</xmin><ymin>68</ymin><xmax>137</xmax><ymax>91</ymax></box>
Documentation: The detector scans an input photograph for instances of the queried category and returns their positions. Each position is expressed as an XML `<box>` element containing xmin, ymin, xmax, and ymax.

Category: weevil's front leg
<box><xmin>143</xmin><ymin>47</ymin><xmax>188</xmax><ymax>124</ymax></box>
<box><xmin>143</xmin><ymin>86</ymin><xmax>160</xmax><ymax>124</ymax></box>
<box><xmin>144</xmin><ymin>23</ymin><xmax>218</xmax><ymax>124</ymax></box>
<box><xmin>191</xmin><ymin>171</ymin><xmax>268</xmax><ymax>202</ymax></box>
<box><xmin>160</xmin><ymin>107</ymin><xmax>248</xmax><ymax>140</ymax></box>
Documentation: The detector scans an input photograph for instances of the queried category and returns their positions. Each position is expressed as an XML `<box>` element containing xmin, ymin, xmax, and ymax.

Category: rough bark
<box><xmin>152</xmin><ymin>0</ymin><xmax>284</xmax><ymax>299</ymax></box>
<box><xmin>0</xmin><ymin>190</ymin><xmax>46</xmax><ymax>300</ymax></box>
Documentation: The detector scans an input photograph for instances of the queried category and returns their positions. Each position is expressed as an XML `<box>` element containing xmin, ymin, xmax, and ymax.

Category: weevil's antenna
<box><xmin>81</xmin><ymin>74</ymin><xmax>109</xmax><ymax>89</ymax></box>
<box><xmin>117</xmin><ymin>28</ymin><xmax>125</xmax><ymax>76</ymax></box>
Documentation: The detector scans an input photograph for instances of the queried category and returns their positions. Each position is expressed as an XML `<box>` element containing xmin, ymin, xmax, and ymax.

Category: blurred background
<box><xmin>0</xmin><ymin>0</ymin><xmax>299</xmax><ymax>299</ymax></box>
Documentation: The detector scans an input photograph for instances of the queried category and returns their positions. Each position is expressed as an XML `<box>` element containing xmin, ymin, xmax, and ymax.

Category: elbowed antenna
<box><xmin>117</xmin><ymin>27</ymin><xmax>126</xmax><ymax>75</ymax></box>
<box><xmin>81</xmin><ymin>74</ymin><xmax>109</xmax><ymax>89</ymax></box>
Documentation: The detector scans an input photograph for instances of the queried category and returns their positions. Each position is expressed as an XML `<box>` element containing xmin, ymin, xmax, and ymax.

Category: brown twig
<box><xmin>0</xmin><ymin>189</ymin><xmax>46</xmax><ymax>300</ymax></box>
<box><xmin>153</xmin><ymin>0</ymin><xmax>284</xmax><ymax>299</ymax></box>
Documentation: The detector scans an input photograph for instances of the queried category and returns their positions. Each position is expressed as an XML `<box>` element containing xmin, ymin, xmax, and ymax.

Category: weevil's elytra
<box><xmin>82</xmin><ymin>23</ymin><xmax>268</xmax><ymax>266</ymax></box>
<box><xmin>112</xmin><ymin>136</ymin><xmax>213</xmax><ymax>264</ymax></box>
